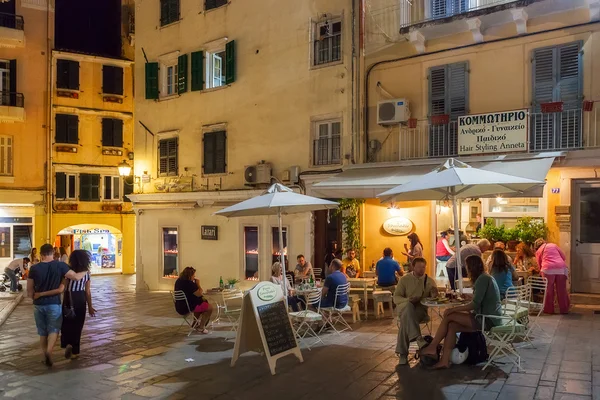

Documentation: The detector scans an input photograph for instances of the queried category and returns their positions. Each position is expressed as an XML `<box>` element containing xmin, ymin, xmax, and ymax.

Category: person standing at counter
<box><xmin>534</xmin><ymin>238</ymin><xmax>570</xmax><ymax>314</ymax></box>
<box><xmin>436</xmin><ymin>232</ymin><xmax>455</xmax><ymax>262</ymax></box>
<box><xmin>445</xmin><ymin>239</ymin><xmax>490</xmax><ymax>290</ymax></box>
<box><xmin>402</xmin><ymin>233</ymin><xmax>423</xmax><ymax>264</ymax></box>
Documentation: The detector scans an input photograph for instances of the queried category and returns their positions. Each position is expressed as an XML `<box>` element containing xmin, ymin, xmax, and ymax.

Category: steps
<box><xmin>571</xmin><ymin>293</ymin><xmax>600</xmax><ymax>305</ymax></box>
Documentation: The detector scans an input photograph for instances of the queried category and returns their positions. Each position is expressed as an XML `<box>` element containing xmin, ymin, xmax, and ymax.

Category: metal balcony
<box><xmin>0</xmin><ymin>92</ymin><xmax>25</xmax><ymax>123</ymax></box>
<box><xmin>0</xmin><ymin>13</ymin><xmax>24</xmax><ymax>48</ymax></box>
<box><xmin>371</xmin><ymin>107</ymin><xmax>600</xmax><ymax>163</ymax></box>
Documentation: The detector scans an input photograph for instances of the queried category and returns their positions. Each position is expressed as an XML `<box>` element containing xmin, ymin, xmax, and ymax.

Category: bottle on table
<box><xmin>219</xmin><ymin>276</ymin><xmax>224</xmax><ymax>289</ymax></box>
<box><xmin>309</xmin><ymin>274</ymin><xmax>314</xmax><ymax>287</ymax></box>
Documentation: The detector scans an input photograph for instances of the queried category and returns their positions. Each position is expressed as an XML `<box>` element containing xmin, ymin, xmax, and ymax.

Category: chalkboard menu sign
<box><xmin>257</xmin><ymin>301</ymin><xmax>296</xmax><ymax>356</ymax></box>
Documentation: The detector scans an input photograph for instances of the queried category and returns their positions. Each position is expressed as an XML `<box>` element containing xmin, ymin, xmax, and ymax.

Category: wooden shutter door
<box><xmin>226</xmin><ymin>40</ymin><xmax>236</xmax><ymax>84</ymax></box>
<box><xmin>178</xmin><ymin>54</ymin><xmax>188</xmax><ymax>94</ymax></box>
<box><xmin>113</xmin><ymin>119</ymin><xmax>123</xmax><ymax>147</ymax></box>
<box><xmin>67</xmin><ymin>115</ymin><xmax>79</xmax><ymax>144</ymax></box>
<box><xmin>203</xmin><ymin>133</ymin><xmax>215</xmax><ymax>174</ymax></box>
<box><xmin>145</xmin><ymin>62</ymin><xmax>159</xmax><ymax>99</ymax></box>
<box><xmin>102</xmin><ymin>118</ymin><xmax>112</xmax><ymax>146</ymax></box>
<box><xmin>79</xmin><ymin>173</ymin><xmax>91</xmax><ymax>201</ymax></box>
<box><xmin>91</xmin><ymin>174</ymin><xmax>100</xmax><ymax>201</ymax></box>
<box><xmin>56</xmin><ymin>172</ymin><xmax>67</xmax><ymax>199</ymax></box>
<box><xmin>115</xmin><ymin>67</ymin><xmax>124</xmax><ymax>95</ymax></box>
<box><xmin>531</xmin><ymin>47</ymin><xmax>556</xmax><ymax>150</ymax></box>
<box><xmin>102</xmin><ymin>66</ymin><xmax>113</xmax><ymax>94</ymax></box>
<box><xmin>69</xmin><ymin>61</ymin><xmax>79</xmax><ymax>90</ymax></box>
<box><xmin>55</xmin><ymin>114</ymin><xmax>67</xmax><ymax>143</ymax></box>
<box><xmin>191</xmin><ymin>51</ymin><xmax>204</xmax><ymax>91</ymax></box>
<box><xmin>160</xmin><ymin>0</ymin><xmax>169</xmax><ymax>25</ymax></box>
<box><xmin>428</xmin><ymin>66</ymin><xmax>447</xmax><ymax>157</ymax></box>
<box><xmin>215</xmin><ymin>131</ymin><xmax>226</xmax><ymax>173</ymax></box>
<box><xmin>557</xmin><ymin>42</ymin><xmax>582</xmax><ymax>149</ymax></box>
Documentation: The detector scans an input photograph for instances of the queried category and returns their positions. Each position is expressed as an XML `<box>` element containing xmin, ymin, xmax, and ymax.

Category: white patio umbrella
<box><xmin>214</xmin><ymin>183</ymin><xmax>338</xmax><ymax>297</ymax></box>
<box><xmin>377</xmin><ymin>158</ymin><xmax>546</xmax><ymax>292</ymax></box>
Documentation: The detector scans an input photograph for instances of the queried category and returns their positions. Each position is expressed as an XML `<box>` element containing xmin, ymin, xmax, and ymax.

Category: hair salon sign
<box><xmin>458</xmin><ymin>109</ymin><xmax>528</xmax><ymax>155</ymax></box>
<box><xmin>382</xmin><ymin>217</ymin><xmax>413</xmax><ymax>236</ymax></box>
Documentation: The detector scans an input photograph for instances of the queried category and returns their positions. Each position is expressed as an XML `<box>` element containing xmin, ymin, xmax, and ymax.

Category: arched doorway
<box><xmin>56</xmin><ymin>224</ymin><xmax>123</xmax><ymax>275</ymax></box>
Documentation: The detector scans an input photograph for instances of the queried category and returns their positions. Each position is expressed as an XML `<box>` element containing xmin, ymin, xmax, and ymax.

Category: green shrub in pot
<box><xmin>515</xmin><ymin>216</ymin><xmax>548</xmax><ymax>245</ymax></box>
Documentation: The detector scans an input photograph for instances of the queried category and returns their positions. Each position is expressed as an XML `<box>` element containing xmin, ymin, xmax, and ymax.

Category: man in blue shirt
<box><xmin>321</xmin><ymin>259</ymin><xmax>348</xmax><ymax>308</ymax></box>
<box><xmin>376</xmin><ymin>248</ymin><xmax>403</xmax><ymax>287</ymax></box>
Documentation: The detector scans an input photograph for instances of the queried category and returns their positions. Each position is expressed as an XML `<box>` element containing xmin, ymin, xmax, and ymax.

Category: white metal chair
<box><xmin>172</xmin><ymin>290</ymin><xmax>201</xmax><ymax>337</ymax></box>
<box><xmin>319</xmin><ymin>283</ymin><xmax>352</xmax><ymax>335</ymax></box>
<box><xmin>525</xmin><ymin>275</ymin><xmax>550</xmax><ymax>342</ymax></box>
<box><xmin>286</xmin><ymin>274</ymin><xmax>294</xmax><ymax>290</ymax></box>
<box><xmin>313</xmin><ymin>268</ymin><xmax>323</xmax><ymax>280</ymax></box>
<box><xmin>479</xmin><ymin>291</ymin><xmax>528</xmax><ymax>371</ymax></box>
<box><xmin>222</xmin><ymin>289</ymin><xmax>243</xmax><ymax>339</ymax></box>
<box><xmin>290</xmin><ymin>290</ymin><xmax>324</xmax><ymax>350</ymax></box>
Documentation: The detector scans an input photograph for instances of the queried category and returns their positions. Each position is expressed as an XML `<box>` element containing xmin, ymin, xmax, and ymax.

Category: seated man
<box><xmin>393</xmin><ymin>257</ymin><xmax>438</xmax><ymax>365</ymax></box>
<box><xmin>321</xmin><ymin>259</ymin><xmax>348</xmax><ymax>308</ymax></box>
<box><xmin>376</xmin><ymin>247</ymin><xmax>402</xmax><ymax>287</ymax></box>
<box><xmin>294</xmin><ymin>254</ymin><xmax>314</xmax><ymax>281</ymax></box>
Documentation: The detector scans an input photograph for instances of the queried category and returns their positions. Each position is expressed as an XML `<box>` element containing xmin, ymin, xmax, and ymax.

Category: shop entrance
<box><xmin>572</xmin><ymin>180</ymin><xmax>600</xmax><ymax>294</ymax></box>
<box><xmin>56</xmin><ymin>224</ymin><xmax>123</xmax><ymax>275</ymax></box>
<box><xmin>313</xmin><ymin>209</ymin><xmax>341</xmax><ymax>271</ymax></box>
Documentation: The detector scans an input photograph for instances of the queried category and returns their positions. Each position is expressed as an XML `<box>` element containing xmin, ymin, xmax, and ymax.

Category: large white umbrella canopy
<box><xmin>377</xmin><ymin>159</ymin><xmax>546</xmax><ymax>292</ymax></box>
<box><xmin>215</xmin><ymin>183</ymin><xmax>338</xmax><ymax>298</ymax></box>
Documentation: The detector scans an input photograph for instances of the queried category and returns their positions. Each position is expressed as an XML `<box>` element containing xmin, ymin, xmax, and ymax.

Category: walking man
<box><xmin>27</xmin><ymin>244</ymin><xmax>87</xmax><ymax>366</ymax></box>
<box><xmin>394</xmin><ymin>257</ymin><xmax>438</xmax><ymax>365</ymax></box>
<box><xmin>4</xmin><ymin>257</ymin><xmax>29</xmax><ymax>293</ymax></box>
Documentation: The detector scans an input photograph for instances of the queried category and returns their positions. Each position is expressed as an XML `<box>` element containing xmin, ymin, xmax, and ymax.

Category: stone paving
<box><xmin>0</xmin><ymin>275</ymin><xmax>598</xmax><ymax>399</ymax></box>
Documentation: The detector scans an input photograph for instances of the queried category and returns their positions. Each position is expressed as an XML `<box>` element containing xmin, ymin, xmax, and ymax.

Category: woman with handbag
<box><xmin>534</xmin><ymin>238</ymin><xmax>570</xmax><ymax>314</ymax></box>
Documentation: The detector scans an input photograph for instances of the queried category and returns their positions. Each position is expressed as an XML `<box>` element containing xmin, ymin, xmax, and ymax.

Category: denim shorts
<box><xmin>33</xmin><ymin>304</ymin><xmax>62</xmax><ymax>336</ymax></box>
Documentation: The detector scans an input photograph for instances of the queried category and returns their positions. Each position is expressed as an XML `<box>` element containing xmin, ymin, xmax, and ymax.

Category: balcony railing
<box><xmin>313</xmin><ymin>136</ymin><xmax>341</xmax><ymax>166</ymax></box>
<box><xmin>400</xmin><ymin>0</ymin><xmax>521</xmax><ymax>29</ymax></box>
<box><xmin>0</xmin><ymin>92</ymin><xmax>24</xmax><ymax>108</ymax></box>
<box><xmin>372</xmin><ymin>107</ymin><xmax>600</xmax><ymax>163</ymax></box>
<box><xmin>0</xmin><ymin>13</ymin><xmax>24</xmax><ymax>30</ymax></box>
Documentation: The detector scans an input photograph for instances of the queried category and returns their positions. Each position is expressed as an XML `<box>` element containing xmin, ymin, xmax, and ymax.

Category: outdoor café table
<box><xmin>348</xmin><ymin>277</ymin><xmax>377</xmax><ymax>319</ymax></box>
<box><xmin>420</xmin><ymin>298</ymin><xmax>469</xmax><ymax>325</ymax></box>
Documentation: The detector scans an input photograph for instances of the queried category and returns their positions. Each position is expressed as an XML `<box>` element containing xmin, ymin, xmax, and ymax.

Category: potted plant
<box><xmin>479</xmin><ymin>218</ymin><xmax>505</xmax><ymax>247</ymax></box>
<box><xmin>502</xmin><ymin>227</ymin><xmax>520</xmax><ymax>251</ymax></box>
<box><xmin>226</xmin><ymin>278</ymin><xmax>239</xmax><ymax>289</ymax></box>
<box><xmin>515</xmin><ymin>216</ymin><xmax>548</xmax><ymax>246</ymax></box>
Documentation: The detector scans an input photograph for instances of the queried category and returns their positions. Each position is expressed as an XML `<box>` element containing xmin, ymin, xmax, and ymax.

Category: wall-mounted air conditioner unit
<box><xmin>244</xmin><ymin>162</ymin><xmax>272</xmax><ymax>185</ymax></box>
<box><xmin>377</xmin><ymin>98</ymin><xmax>410</xmax><ymax>125</ymax></box>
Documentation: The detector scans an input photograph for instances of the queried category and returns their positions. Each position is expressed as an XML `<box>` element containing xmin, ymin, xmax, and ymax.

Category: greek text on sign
<box><xmin>458</xmin><ymin>109</ymin><xmax>528</xmax><ymax>155</ymax></box>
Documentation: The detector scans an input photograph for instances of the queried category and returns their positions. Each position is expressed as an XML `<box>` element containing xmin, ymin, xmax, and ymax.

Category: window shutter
<box><xmin>145</xmin><ymin>62</ymin><xmax>159</xmax><ymax>99</ymax></box>
<box><xmin>168</xmin><ymin>138</ymin><xmax>178</xmax><ymax>175</ymax></box>
<box><xmin>56</xmin><ymin>172</ymin><xmax>66</xmax><ymax>199</ymax></box>
<box><xmin>79</xmin><ymin>173</ymin><xmax>91</xmax><ymax>201</ymax></box>
<box><xmin>532</xmin><ymin>47</ymin><xmax>555</xmax><ymax>110</ymax></box>
<box><xmin>215</xmin><ymin>131</ymin><xmax>226</xmax><ymax>173</ymax></box>
<box><xmin>56</xmin><ymin>60</ymin><xmax>66</xmax><ymax>89</ymax></box>
<box><xmin>160</xmin><ymin>0</ymin><xmax>169</xmax><ymax>25</ymax></box>
<box><xmin>102</xmin><ymin>118</ymin><xmax>111</xmax><ymax>146</ymax></box>
<box><xmin>123</xmin><ymin>176</ymin><xmax>134</xmax><ymax>202</ymax></box>
<box><xmin>9</xmin><ymin>59</ymin><xmax>16</xmax><ymax>107</ymax></box>
<box><xmin>205</xmin><ymin>0</ymin><xmax>216</xmax><ymax>9</ymax></box>
<box><xmin>104</xmin><ymin>176</ymin><xmax>112</xmax><ymax>200</ymax></box>
<box><xmin>191</xmin><ymin>51</ymin><xmax>204</xmax><ymax>91</ymax></box>
<box><xmin>68</xmin><ymin>175</ymin><xmax>76</xmax><ymax>199</ymax></box>
<box><xmin>431</xmin><ymin>0</ymin><xmax>447</xmax><ymax>18</ymax></box>
<box><xmin>91</xmin><ymin>174</ymin><xmax>100</xmax><ymax>201</ymax></box>
<box><xmin>225</xmin><ymin>40</ymin><xmax>236</xmax><ymax>84</ymax></box>
<box><xmin>69</xmin><ymin>61</ymin><xmax>79</xmax><ymax>90</ymax></box>
<box><xmin>55</xmin><ymin>114</ymin><xmax>68</xmax><ymax>143</ymax></box>
<box><xmin>159</xmin><ymin>140</ymin><xmax>167</xmax><ymax>175</ymax></box>
<box><xmin>447</xmin><ymin>62</ymin><xmax>468</xmax><ymax>118</ymax></box>
<box><xmin>67</xmin><ymin>115</ymin><xmax>79</xmax><ymax>144</ymax></box>
<box><xmin>115</xmin><ymin>67</ymin><xmax>124</xmax><ymax>95</ymax></box>
<box><xmin>113</xmin><ymin>119</ymin><xmax>123</xmax><ymax>147</ymax></box>
<box><xmin>103</xmin><ymin>66</ymin><xmax>124</xmax><ymax>95</ymax></box>
<box><xmin>558</xmin><ymin>42</ymin><xmax>583</xmax><ymax>148</ymax></box>
<box><xmin>159</xmin><ymin>138</ymin><xmax>178</xmax><ymax>176</ymax></box>
<box><xmin>177</xmin><ymin>54</ymin><xmax>188</xmax><ymax>94</ymax></box>
<box><xmin>203</xmin><ymin>133</ymin><xmax>216</xmax><ymax>174</ymax></box>
<box><xmin>428</xmin><ymin>66</ymin><xmax>446</xmax><ymax>117</ymax></box>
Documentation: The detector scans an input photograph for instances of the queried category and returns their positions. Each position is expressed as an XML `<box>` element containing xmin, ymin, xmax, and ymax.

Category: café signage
<box><xmin>73</xmin><ymin>229</ymin><xmax>110</xmax><ymax>234</ymax></box>
<box><xmin>458</xmin><ymin>109</ymin><xmax>528</xmax><ymax>155</ymax></box>
<box><xmin>201</xmin><ymin>225</ymin><xmax>218</xmax><ymax>240</ymax></box>
<box><xmin>382</xmin><ymin>217</ymin><xmax>413</xmax><ymax>236</ymax></box>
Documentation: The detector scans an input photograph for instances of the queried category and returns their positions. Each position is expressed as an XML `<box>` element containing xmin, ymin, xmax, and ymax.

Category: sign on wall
<box><xmin>201</xmin><ymin>225</ymin><xmax>218</xmax><ymax>240</ymax></box>
<box><xmin>458</xmin><ymin>109</ymin><xmax>528</xmax><ymax>155</ymax></box>
<box><xmin>382</xmin><ymin>217</ymin><xmax>413</xmax><ymax>236</ymax></box>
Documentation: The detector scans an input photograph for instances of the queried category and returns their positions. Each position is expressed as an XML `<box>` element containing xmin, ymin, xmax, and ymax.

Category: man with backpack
<box><xmin>27</xmin><ymin>244</ymin><xmax>88</xmax><ymax>367</ymax></box>
<box><xmin>393</xmin><ymin>257</ymin><xmax>438</xmax><ymax>365</ymax></box>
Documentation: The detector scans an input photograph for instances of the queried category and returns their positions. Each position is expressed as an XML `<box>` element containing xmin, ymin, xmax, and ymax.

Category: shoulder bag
<box><xmin>63</xmin><ymin>282</ymin><xmax>76</xmax><ymax>319</ymax></box>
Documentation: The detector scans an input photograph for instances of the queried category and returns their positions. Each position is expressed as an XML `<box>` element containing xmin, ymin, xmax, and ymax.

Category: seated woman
<box><xmin>435</xmin><ymin>231</ymin><xmax>455</xmax><ymax>262</ymax></box>
<box><xmin>514</xmin><ymin>243</ymin><xmax>539</xmax><ymax>275</ymax></box>
<box><xmin>419</xmin><ymin>255</ymin><xmax>502</xmax><ymax>369</ymax></box>
<box><xmin>270</xmin><ymin>262</ymin><xmax>300</xmax><ymax>312</ymax></box>
<box><xmin>489</xmin><ymin>249</ymin><xmax>518</xmax><ymax>298</ymax></box>
<box><xmin>174</xmin><ymin>267</ymin><xmax>213</xmax><ymax>334</ymax></box>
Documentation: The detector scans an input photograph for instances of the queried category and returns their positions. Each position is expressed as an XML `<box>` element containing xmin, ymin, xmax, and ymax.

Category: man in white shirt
<box><xmin>4</xmin><ymin>257</ymin><xmax>30</xmax><ymax>293</ymax></box>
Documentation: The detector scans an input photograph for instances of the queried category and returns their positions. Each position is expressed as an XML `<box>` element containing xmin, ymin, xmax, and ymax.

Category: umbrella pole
<box><xmin>278</xmin><ymin>210</ymin><xmax>289</xmax><ymax>307</ymax></box>
<box><xmin>452</xmin><ymin>194</ymin><xmax>464</xmax><ymax>294</ymax></box>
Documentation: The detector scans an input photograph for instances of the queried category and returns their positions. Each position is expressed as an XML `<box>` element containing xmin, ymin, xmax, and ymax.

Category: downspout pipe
<box><xmin>364</xmin><ymin>20</ymin><xmax>600</xmax><ymax>157</ymax></box>
<box><xmin>46</xmin><ymin>0</ymin><xmax>52</xmax><ymax>244</ymax></box>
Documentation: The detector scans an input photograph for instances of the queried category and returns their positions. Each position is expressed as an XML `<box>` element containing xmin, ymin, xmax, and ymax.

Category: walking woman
<box><xmin>534</xmin><ymin>238</ymin><xmax>570</xmax><ymax>314</ymax></box>
<box><xmin>61</xmin><ymin>250</ymin><xmax>95</xmax><ymax>358</ymax></box>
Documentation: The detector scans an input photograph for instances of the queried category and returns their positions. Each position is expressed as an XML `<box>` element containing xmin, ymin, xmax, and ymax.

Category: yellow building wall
<box><xmin>362</xmin><ymin>199</ymin><xmax>435</xmax><ymax>276</ymax></box>
<box><xmin>52</xmin><ymin>213</ymin><xmax>135</xmax><ymax>274</ymax></box>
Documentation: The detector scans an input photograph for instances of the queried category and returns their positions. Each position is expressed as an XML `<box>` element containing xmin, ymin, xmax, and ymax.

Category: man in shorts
<box><xmin>27</xmin><ymin>244</ymin><xmax>87</xmax><ymax>366</ymax></box>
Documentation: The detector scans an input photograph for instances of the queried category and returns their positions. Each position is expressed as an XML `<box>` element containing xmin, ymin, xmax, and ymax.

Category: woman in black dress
<box><xmin>61</xmin><ymin>250</ymin><xmax>96</xmax><ymax>359</ymax></box>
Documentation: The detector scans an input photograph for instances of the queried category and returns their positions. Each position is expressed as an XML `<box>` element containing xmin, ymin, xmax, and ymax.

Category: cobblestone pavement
<box><xmin>0</xmin><ymin>275</ymin><xmax>598</xmax><ymax>400</ymax></box>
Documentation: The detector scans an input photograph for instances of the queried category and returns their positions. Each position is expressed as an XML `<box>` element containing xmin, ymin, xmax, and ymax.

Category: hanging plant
<box><xmin>334</xmin><ymin>198</ymin><xmax>365</xmax><ymax>257</ymax></box>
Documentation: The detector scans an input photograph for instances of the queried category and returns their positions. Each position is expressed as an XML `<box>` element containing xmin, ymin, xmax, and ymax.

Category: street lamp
<box><xmin>118</xmin><ymin>160</ymin><xmax>132</xmax><ymax>177</ymax></box>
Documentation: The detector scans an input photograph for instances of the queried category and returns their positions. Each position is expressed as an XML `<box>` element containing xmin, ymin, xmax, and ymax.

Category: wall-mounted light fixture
<box><xmin>118</xmin><ymin>160</ymin><xmax>132</xmax><ymax>177</ymax></box>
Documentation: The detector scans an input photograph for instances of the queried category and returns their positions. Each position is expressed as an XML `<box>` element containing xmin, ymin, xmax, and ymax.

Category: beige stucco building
<box><xmin>132</xmin><ymin>0</ymin><xmax>359</xmax><ymax>290</ymax></box>
<box><xmin>313</xmin><ymin>0</ymin><xmax>600</xmax><ymax>294</ymax></box>
<box><xmin>0</xmin><ymin>0</ymin><xmax>53</xmax><ymax>266</ymax></box>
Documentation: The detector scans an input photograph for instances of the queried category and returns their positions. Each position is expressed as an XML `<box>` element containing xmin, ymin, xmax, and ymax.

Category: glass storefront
<box><xmin>162</xmin><ymin>227</ymin><xmax>178</xmax><ymax>278</ymax></box>
<box><xmin>57</xmin><ymin>225</ymin><xmax>123</xmax><ymax>275</ymax></box>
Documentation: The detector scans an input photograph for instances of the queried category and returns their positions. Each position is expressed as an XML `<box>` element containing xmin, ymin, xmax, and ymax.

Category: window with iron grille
<box><xmin>205</xmin><ymin>0</ymin><xmax>227</xmax><ymax>11</ymax></box>
<box><xmin>203</xmin><ymin>131</ymin><xmax>226</xmax><ymax>174</ymax></box>
<box><xmin>158</xmin><ymin>138</ymin><xmax>178</xmax><ymax>176</ymax></box>
<box><xmin>0</xmin><ymin>135</ymin><xmax>12</xmax><ymax>176</ymax></box>
<box><xmin>160</xmin><ymin>0</ymin><xmax>179</xmax><ymax>26</ymax></box>
<box><xmin>56</xmin><ymin>59</ymin><xmax>79</xmax><ymax>90</ymax></box>
<box><xmin>531</xmin><ymin>42</ymin><xmax>582</xmax><ymax>151</ymax></box>
<box><xmin>313</xmin><ymin>19</ymin><xmax>342</xmax><ymax>66</ymax></box>
<box><xmin>428</xmin><ymin>62</ymin><xmax>469</xmax><ymax>157</ymax></box>
<box><xmin>313</xmin><ymin>120</ymin><xmax>341</xmax><ymax>166</ymax></box>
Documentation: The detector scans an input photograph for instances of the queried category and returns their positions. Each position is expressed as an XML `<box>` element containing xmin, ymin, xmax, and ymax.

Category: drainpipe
<box><xmin>45</xmin><ymin>0</ymin><xmax>52</xmax><ymax>243</ymax></box>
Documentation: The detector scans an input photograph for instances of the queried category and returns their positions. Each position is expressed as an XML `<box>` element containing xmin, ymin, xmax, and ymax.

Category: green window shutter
<box><xmin>145</xmin><ymin>62</ymin><xmax>159</xmax><ymax>100</ymax></box>
<box><xmin>557</xmin><ymin>42</ymin><xmax>582</xmax><ymax>109</ymax></box>
<box><xmin>215</xmin><ymin>131</ymin><xmax>226</xmax><ymax>173</ymax></box>
<box><xmin>191</xmin><ymin>51</ymin><xmax>204</xmax><ymax>91</ymax></box>
<box><xmin>67</xmin><ymin>115</ymin><xmax>79</xmax><ymax>144</ymax></box>
<box><xmin>532</xmin><ymin>47</ymin><xmax>556</xmax><ymax>110</ymax></box>
<box><xmin>225</xmin><ymin>40</ymin><xmax>236</xmax><ymax>84</ymax></box>
<box><xmin>123</xmin><ymin>176</ymin><xmax>134</xmax><ymax>202</ymax></box>
<box><xmin>177</xmin><ymin>54</ymin><xmax>188</xmax><ymax>94</ymax></box>
<box><xmin>159</xmin><ymin>138</ymin><xmax>178</xmax><ymax>176</ymax></box>
<box><xmin>79</xmin><ymin>173</ymin><xmax>91</xmax><ymax>201</ymax></box>
<box><xmin>104</xmin><ymin>176</ymin><xmax>112</xmax><ymax>199</ymax></box>
<box><xmin>56</xmin><ymin>172</ymin><xmax>66</xmax><ymax>199</ymax></box>
<box><xmin>447</xmin><ymin>62</ymin><xmax>468</xmax><ymax>119</ymax></box>
<box><xmin>102</xmin><ymin>118</ymin><xmax>112</xmax><ymax>146</ymax></box>
<box><xmin>91</xmin><ymin>174</ymin><xmax>100</xmax><ymax>201</ymax></box>
<box><xmin>203</xmin><ymin>133</ymin><xmax>216</xmax><ymax>174</ymax></box>
<box><xmin>55</xmin><ymin>114</ymin><xmax>68</xmax><ymax>143</ymax></box>
<box><xmin>113</xmin><ymin>119</ymin><xmax>123</xmax><ymax>147</ymax></box>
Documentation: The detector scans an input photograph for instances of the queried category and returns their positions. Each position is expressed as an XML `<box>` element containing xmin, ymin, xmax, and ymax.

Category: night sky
<box><xmin>55</xmin><ymin>0</ymin><xmax>122</xmax><ymax>58</ymax></box>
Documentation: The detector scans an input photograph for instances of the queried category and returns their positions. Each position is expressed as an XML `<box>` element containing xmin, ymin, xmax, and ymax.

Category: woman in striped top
<box><xmin>61</xmin><ymin>250</ymin><xmax>96</xmax><ymax>359</ymax></box>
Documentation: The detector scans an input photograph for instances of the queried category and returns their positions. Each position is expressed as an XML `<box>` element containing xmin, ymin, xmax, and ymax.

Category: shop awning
<box><xmin>311</xmin><ymin>156</ymin><xmax>556</xmax><ymax>199</ymax></box>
